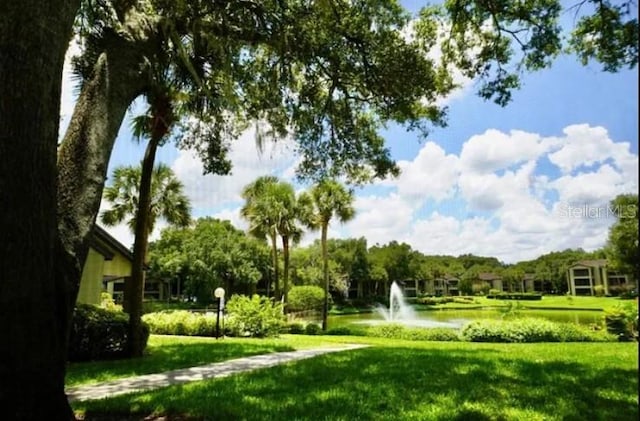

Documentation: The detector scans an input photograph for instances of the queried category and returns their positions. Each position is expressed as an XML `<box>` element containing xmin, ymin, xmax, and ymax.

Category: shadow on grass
<box><xmin>67</xmin><ymin>341</ymin><xmax>295</xmax><ymax>387</ymax></box>
<box><xmin>77</xmin><ymin>344</ymin><xmax>639</xmax><ymax>420</ymax></box>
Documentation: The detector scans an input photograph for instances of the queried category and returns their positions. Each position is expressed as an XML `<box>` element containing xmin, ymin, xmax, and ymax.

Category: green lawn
<box><xmin>67</xmin><ymin>335</ymin><xmax>297</xmax><ymax>387</ymax></box>
<box><xmin>424</xmin><ymin>295</ymin><xmax>637</xmax><ymax>311</ymax></box>
<box><xmin>72</xmin><ymin>335</ymin><xmax>638</xmax><ymax>420</ymax></box>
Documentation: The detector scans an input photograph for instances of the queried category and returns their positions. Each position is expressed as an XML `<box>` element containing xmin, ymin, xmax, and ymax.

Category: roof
<box><xmin>90</xmin><ymin>225</ymin><xmax>133</xmax><ymax>261</ymax></box>
<box><xmin>478</xmin><ymin>272</ymin><xmax>501</xmax><ymax>281</ymax></box>
<box><xmin>571</xmin><ymin>259</ymin><xmax>608</xmax><ymax>268</ymax></box>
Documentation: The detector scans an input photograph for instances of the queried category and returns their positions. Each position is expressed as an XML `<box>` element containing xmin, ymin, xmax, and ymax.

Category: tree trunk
<box><xmin>282</xmin><ymin>235</ymin><xmax>290</xmax><ymax>308</ymax></box>
<box><xmin>321</xmin><ymin>223</ymin><xmax>329</xmax><ymax>331</ymax></box>
<box><xmin>127</xmin><ymin>137</ymin><xmax>161</xmax><ymax>356</ymax></box>
<box><xmin>0</xmin><ymin>0</ymin><xmax>79</xmax><ymax>418</ymax></box>
<box><xmin>270</xmin><ymin>233</ymin><xmax>279</xmax><ymax>299</ymax></box>
<box><xmin>56</xmin><ymin>33</ymin><xmax>149</xmax><ymax>314</ymax></box>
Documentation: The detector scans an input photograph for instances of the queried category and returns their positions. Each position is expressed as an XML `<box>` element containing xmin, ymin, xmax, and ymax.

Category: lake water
<box><xmin>326</xmin><ymin>308</ymin><xmax>605</xmax><ymax>329</ymax></box>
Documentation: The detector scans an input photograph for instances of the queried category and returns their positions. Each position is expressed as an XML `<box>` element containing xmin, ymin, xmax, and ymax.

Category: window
<box><xmin>574</xmin><ymin>278</ymin><xmax>591</xmax><ymax>287</ymax></box>
<box><xmin>573</xmin><ymin>268</ymin><xmax>589</xmax><ymax>277</ymax></box>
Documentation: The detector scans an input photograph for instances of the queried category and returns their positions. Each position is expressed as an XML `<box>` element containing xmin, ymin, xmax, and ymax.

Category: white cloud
<box><xmin>548</xmin><ymin>124</ymin><xmax>634</xmax><ymax>174</ymax></box>
<box><xmin>551</xmin><ymin>163</ymin><xmax>629</xmax><ymax>207</ymax></box>
<box><xmin>458</xmin><ymin>129</ymin><xmax>550</xmax><ymax>174</ymax></box>
<box><xmin>172</xmin><ymin>127</ymin><xmax>297</xmax><ymax>210</ymax></box>
<box><xmin>380</xmin><ymin>141</ymin><xmax>459</xmax><ymax>203</ymax></box>
<box><xmin>345</xmin><ymin>193</ymin><xmax>415</xmax><ymax>246</ymax></box>
<box><xmin>342</xmin><ymin>124</ymin><xmax>637</xmax><ymax>263</ymax></box>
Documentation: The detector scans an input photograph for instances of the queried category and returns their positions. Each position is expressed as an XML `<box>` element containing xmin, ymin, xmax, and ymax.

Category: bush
<box><xmin>593</xmin><ymin>285</ymin><xmax>605</xmax><ymax>297</ymax></box>
<box><xmin>286</xmin><ymin>322</ymin><xmax>305</xmax><ymax>334</ymax></box>
<box><xmin>100</xmin><ymin>292</ymin><xmax>123</xmax><ymax>312</ymax></box>
<box><xmin>142</xmin><ymin>310</ymin><xmax>217</xmax><ymax>336</ymax></box>
<box><xmin>604</xmin><ymin>304</ymin><xmax>638</xmax><ymax>342</ymax></box>
<box><xmin>325</xmin><ymin>326</ymin><xmax>357</xmax><ymax>336</ymax></box>
<box><xmin>287</xmin><ymin>286</ymin><xmax>325</xmax><ymax>312</ymax></box>
<box><xmin>416</xmin><ymin>296</ymin><xmax>454</xmax><ymax>305</ymax></box>
<box><xmin>461</xmin><ymin>318</ymin><xmax>615</xmax><ymax>343</ymax></box>
<box><xmin>366</xmin><ymin>323</ymin><xmax>459</xmax><ymax>342</ymax></box>
<box><xmin>69</xmin><ymin>304</ymin><xmax>149</xmax><ymax>361</ymax></box>
<box><xmin>486</xmin><ymin>293</ymin><xmax>543</xmax><ymax>301</ymax></box>
<box><xmin>225</xmin><ymin>295</ymin><xmax>286</xmax><ymax>338</ymax></box>
<box><xmin>304</xmin><ymin>323</ymin><xmax>321</xmax><ymax>335</ymax></box>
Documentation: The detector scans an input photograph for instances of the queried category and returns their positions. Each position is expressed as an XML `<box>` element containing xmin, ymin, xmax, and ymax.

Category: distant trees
<box><xmin>148</xmin><ymin>218</ymin><xmax>271</xmax><ymax>303</ymax></box>
<box><xmin>606</xmin><ymin>194</ymin><xmax>639</xmax><ymax>281</ymax></box>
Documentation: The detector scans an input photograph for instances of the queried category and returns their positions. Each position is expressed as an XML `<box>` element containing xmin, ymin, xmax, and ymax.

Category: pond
<box><xmin>325</xmin><ymin>308</ymin><xmax>605</xmax><ymax>329</ymax></box>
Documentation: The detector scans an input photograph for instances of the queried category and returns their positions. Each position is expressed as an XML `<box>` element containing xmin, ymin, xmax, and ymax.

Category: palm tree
<box><xmin>241</xmin><ymin>176</ymin><xmax>281</xmax><ymax>298</ymax></box>
<box><xmin>101</xmin><ymin>161</ymin><xmax>191</xmax><ymax>355</ymax></box>
<box><xmin>101</xmin><ymin>163</ymin><xmax>191</xmax><ymax>234</ymax></box>
<box><xmin>241</xmin><ymin>177</ymin><xmax>312</xmax><ymax>306</ymax></box>
<box><xmin>308</xmin><ymin>179</ymin><xmax>355</xmax><ymax>330</ymax></box>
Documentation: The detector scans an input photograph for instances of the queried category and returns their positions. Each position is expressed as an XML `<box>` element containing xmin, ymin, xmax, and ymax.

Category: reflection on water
<box><xmin>328</xmin><ymin>308</ymin><xmax>604</xmax><ymax>329</ymax></box>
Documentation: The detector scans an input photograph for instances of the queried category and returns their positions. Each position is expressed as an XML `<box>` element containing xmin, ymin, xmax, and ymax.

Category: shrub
<box><xmin>325</xmin><ymin>326</ymin><xmax>356</xmax><ymax>336</ymax></box>
<box><xmin>593</xmin><ymin>285</ymin><xmax>605</xmax><ymax>297</ymax></box>
<box><xmin>304</xmin><ymin>323</ymin><xmax>321</xmax><ymax>335</ymax></box>
<box><xmin>604</xmin><ymin>304</ymin><xmax>638</xmax><ymax>342</ymax></box>
<box><xmin>286</xmin><ymin>322</ymin><xmax>305</xmax><ymax>334</ymax></box>
<box><xmin>100</xmin><ymin>292</ymin><xmax>123</xmax><ymax>312</ymax></box>
<box><xmin>416</xmin><ymin>296</ymin><xmax>454</xmax><ymax>305</ymax></box>
<box><xmin>287</xmin><ymin>286</ymin><xmax>325</xmax><ymax>312</ymax></box>
<box><xmin>366</xmin><ymin>323</ymin><xmax>459</xmax><ymax>342</ymax></box>
<box><xmin>142</xmin><ymin>310</ymin><xmax>217</xmax><ymax>336</ymax></box>
<box><xmin>486</xmin><ymin>293</ymin><xmax>543</xmax><ymax>301</ymax></box>
<box><xmin>225</xmin><ymin>295</ymin><xmax>286</xmax><ymax>337</ymax></box>
<box><xmin>69</xmin><ymin>304</ymin><xmax>149</xmax><ymax>361</ymax></box>
<box><xmin>461</xmin><ymin>318</ymin><xmax>615</xmax><ymax>343</ymax></box>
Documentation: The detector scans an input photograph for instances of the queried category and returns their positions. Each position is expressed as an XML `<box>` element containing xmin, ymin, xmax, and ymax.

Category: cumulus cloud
<box><xmin>548</xmin><ymin>124</ymin><xmax>634</xmax><ymax>174</ymax></box>
<box><xmin>172</xmin><ymin>126</ymin><xmax>297</xmax><ymax>210</ymax></box>
<box><xmin>337</xmin><ymin>124</ymin><xmax>638</xmax><ymax>262</ymax></box>
<box><xmin>458</xmin><ymin>129</ymin><xmax>552</xmax><ymax>174</ymax></box>
<box><xmin>380</xmin><ymin>141</ymin><xmax>459</xmax><ymax>203</ymax></box>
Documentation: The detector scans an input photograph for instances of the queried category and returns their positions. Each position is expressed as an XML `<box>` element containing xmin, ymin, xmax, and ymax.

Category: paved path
<box><xmin>66</xmin><ymin>344</ymin><xmax>368</xmax><ymax>402</ymax></box>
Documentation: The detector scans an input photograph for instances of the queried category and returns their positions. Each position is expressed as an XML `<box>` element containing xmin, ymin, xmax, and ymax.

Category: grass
<box><xmin>66</xmin><ymin>335</ymin><xmax>356</xmax><ymax>387</ymax></box>
<box><xmin>72</xmin><ymin>335</ymin><xmax>638</xmax><ymax>420</ymax></box>
<box><xmin>67</xmin><ymin>335</ymin><xmax>298</xmax><ymax>387</ymax></box>
<box><xmin>420</xmin><ymin>295</ymin><xmax>637</xmax><ymax>311</ymax></box>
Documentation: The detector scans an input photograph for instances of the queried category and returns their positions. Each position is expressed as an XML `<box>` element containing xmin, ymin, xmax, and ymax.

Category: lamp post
<box><xmin>214</xmin><ymin>287</ymin><xmax>225</xmax><ymax>339</ymax></box>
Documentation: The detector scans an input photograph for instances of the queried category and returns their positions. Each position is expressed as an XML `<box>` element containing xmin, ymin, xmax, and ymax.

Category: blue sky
<box><xmin>59</xmin><ymin>3</ymin><xmax>638</xmax><ymax>264</ymax></box>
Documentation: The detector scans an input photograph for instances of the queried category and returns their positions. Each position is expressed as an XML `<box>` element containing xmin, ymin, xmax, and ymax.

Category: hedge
<box><xmin>69</xmin><ymin>304</ymin><xmax>149</xmax><ymax>361</ymax></box>
<box><xmin>461</xmin><ymin>318</ymin><xmax>615</xmax><ymax>343</ymax></box>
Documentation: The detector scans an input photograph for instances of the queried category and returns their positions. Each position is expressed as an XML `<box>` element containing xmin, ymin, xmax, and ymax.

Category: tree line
<box><xmin>149</xmin><ymin>193</ymin><xmax>637</xmax><ymax>304</ymax></box>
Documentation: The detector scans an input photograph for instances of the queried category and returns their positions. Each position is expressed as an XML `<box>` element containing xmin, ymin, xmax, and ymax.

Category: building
<box><xmin>476</xmin><ymin>273</ymin><xmax>503</xmax><ymax>293</ymax></box>
<box><xmin>77</xmin><ymin>225</ymin><xmax>170</xmax><ymax>305</ymax></box>
<box><xmin>431</xmin><ymin>275</ymin><xmax>460</xmax><ymax>296</ymax></box>
<box><xmin>567</xmin><ymin>259</ymin><xmax>634</xmax><ymax>296</ymax></box>
<box><xmin>77</xmin><ymin>225</ymin><xmax>133</xmax><ymax>304</ymax></box>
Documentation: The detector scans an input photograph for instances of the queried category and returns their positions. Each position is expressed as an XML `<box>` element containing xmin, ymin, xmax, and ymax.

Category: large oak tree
<box><xmin>1</xmin><ymin>0</ymin><xmax>637</xmax><ymax>418</ymax></box>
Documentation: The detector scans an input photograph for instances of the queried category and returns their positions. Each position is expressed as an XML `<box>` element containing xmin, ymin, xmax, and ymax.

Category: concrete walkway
<box><xmin>66</xmin><ymin>344</ymin><xmax>368</xmax><ymax>402</ymax></box>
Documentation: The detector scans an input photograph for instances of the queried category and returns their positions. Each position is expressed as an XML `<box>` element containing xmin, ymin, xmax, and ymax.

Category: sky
<box><xmin>59</xmin><ymin>3</ymin><xmax>639</xmax><ymax>264</ymax></box>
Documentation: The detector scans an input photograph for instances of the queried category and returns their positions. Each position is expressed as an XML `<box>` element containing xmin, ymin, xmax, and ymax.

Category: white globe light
<box><xmin>214</xmin><ymin>287</ymin><xmax>225</xmax><ymax>298</ymax></box>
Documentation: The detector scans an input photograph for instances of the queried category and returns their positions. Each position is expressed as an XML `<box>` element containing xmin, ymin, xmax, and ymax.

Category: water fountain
<box><xmin>367</xmin><ymin>281</ymin><xmax>461</xmax><ymax>328</ymax></box>
<box><xmin>375</xmin><ymin>281</ymin><xmax>417</xmax><ymax>321</ymax></box>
